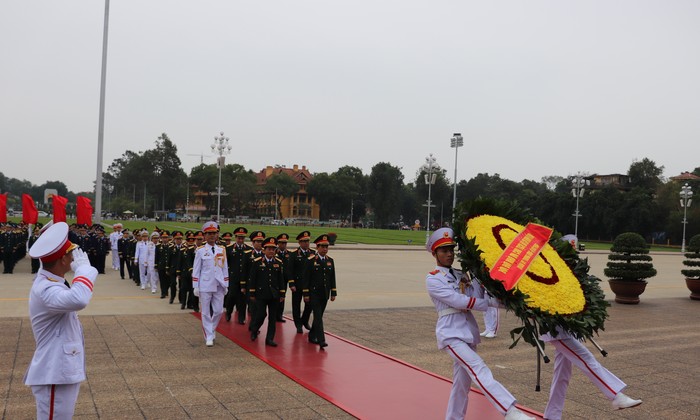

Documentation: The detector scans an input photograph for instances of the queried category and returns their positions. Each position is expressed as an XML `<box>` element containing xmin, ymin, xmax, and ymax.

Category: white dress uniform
<box><xmin>483</xmin><ymin>306</ymin><xmax>500</xmax><ymax>336</ymax></box>
<box><xmin>24</xmin><ymin>222</ymin><xmax>98</xmax><ymax>420</ymax></box>
<box><xmin>425</xmin><ymin>227</ymin><xmax>533</xmax><ymax>420</ymax></box>
<box><xmin>109</xmin><ymin>229</ymin><xmax>122</xmax><ymax>270</ymax></box>
<box><xmin>135</xmin><ymin>237</ymin><xmax>159</xmax><ymax>292</ymax></box>
<box><xmin>541</xmin><ymin>328</ymin><xmax>628</xmax><ymax>420</ymax></box>
<box><xmin>192</xmin><ymin>242</ymin><xmax>229</xmax><ymax>344</ymax></box>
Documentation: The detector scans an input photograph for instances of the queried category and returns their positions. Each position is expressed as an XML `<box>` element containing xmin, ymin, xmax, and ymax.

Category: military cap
<box><xmin>160</xmin><ymin>230</ymin><xmax>170</xmax><ymax>238</ymax></box>
<box><xmin>150</xmin><ymin>231</ymin><xmax>160</xmax><ymax>239</ymax></box>
<box><xmin>314</xmin><ymin>234</ymin><xmax>330</xmax><ymax>246</ymax></box>
<box><xmin>172</xmin><ymin>231</ymin><xmax>183</xmax><ymax>238</ymax></box>
<box><xmin>221</xmin><ymin>232</ymin><xmax>233</xmax><ymax>239</ymax></box>
<box><xmin>277</xmin><ymin>233</ymin><xmax>289</xmax><ymax>243</ymax></box>
<box><xmin>249</xmin><ymin>230</ymin><xmax>265</xmax><ymax>242</ymax></box>
<box><xmin>28</xmin><ymin>222</ymin><xmax>78</xmax><ymax>263</ymax></box>
<box><xmin>195</xmin><ymin>231</ymin><xmax>204</xmax><ymax>239</ymax></box>
<box><xmin>140</xmin><ymin>230</ymin><xmax>149</xmax><ymax>237</ymax></box>
<box><xmin>426</xmin><ymin>228</ymin><xmax>456</xmax><ymax>252</ymax></box>
<box><xmin>296</xmin><ymin>231</ymin><xmax>311</xmax><ymax>241</ymax></box>
<box><xmin>233</xmin><ymin>227</ymin><xmax>248</xmax><ymax>237</ymax></box>
<box><xmin>201</xmin><ymin>221</ymin><xmax>218</xmax><ymax>233</ymax></box>
<box><xmin>262</xmin><ymin>237</ymin><xmax>278</xmax><ymax>248</ymax></box>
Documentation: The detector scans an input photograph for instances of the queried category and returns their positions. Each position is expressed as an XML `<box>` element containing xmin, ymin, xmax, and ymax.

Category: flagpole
<box><xmin>94</xmin><ymin>0</ymin><xmax>110</xmax><ymax>224</ymax></box>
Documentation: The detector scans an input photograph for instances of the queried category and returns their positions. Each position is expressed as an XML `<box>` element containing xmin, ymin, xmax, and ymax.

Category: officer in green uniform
<box><xmin>245</xmin><ymin>231</ymin><xmax>265</xmax><ymax>328</ymax></box>
<box><xmin>292</xmin><ymin>231</ymin><xmax>315</xmax><ymax>333</ymax></box>
<box><xmin>302</xmin><ymin>234</ymin><xmax>337</xmax><ymax>348</ymax></box>
<box><xmin>248</xmin><ymin>236</ymin><xmax>286</xmax><ymax>347</ymax></box>
<box><xmin>225</xmin><ymin>227</ymin><xmax>252</xmax><ymax>324</ymax></box>
<box><xmin>275</xmin><ymin>233</ymin><xmax>292</xmax><ymax>323</ymax></box>
<box><xmin>166</xmin><ymin>231</ymin><xmax>187</xmax><ymax>304</ymax></box>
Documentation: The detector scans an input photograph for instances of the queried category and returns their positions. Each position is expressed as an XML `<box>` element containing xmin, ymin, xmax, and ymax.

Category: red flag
<box><xmin>0</xmin><ymin>193</ymin><xmax>7</xmax><ymax>223</ymax></box>
<box><xmin>76</xmin><ymin>196</ymin><xmax>93</xmax><ymax>226</ymax></box>
<box><xmin>489</xmin><ymin>223</ymin><xmax>553</xmax><ymax>290</ymax></box>
<box><xmin>52</xmin><ymin>194</ymin><xmax>68</xmax><ymax>223</ymax></box>
<box><xmin>22</xmin><ymin>194</ymin><xmax>38</xmax><ymax>225</ymax></box>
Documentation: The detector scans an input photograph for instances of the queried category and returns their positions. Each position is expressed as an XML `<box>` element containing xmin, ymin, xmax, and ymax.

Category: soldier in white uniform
<box><xmin>192</xmin><ymin>221</ymin><xmax>229</xmax><ymax>347</ymax></box>
<box><xmin>24</xmin><ymin>222</ymin><xmax>98</xmax><ymax>420</ymax></box>
<box><xmin>134</xmin><ymin>231</ymin><xmax>159</xmax><ymax>293</ymax></box>
<box><xmin>541</xmin><ymin>328</ymin><xmax>642</xmax><ymax>419</ymax></box>
<box><xmin>425</xmin><ymin>228</ymin><xmax>534</xmax><ymax>420</ymax></box>
<box><xmin>481</xmin><ymin>306</ymin><xmax>499</xmax><ymax>338</ymax></box>
<box><xmin>109</xmin><ymin>223</ymin><xmax>122</xmax><ymax>270</ymax></box>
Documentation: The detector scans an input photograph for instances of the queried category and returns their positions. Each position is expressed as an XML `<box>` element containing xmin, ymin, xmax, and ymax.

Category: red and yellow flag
<box><xmin>489</xmin><ymin>223</ymin><xmax>553</xmax><ymax>290</ymax></box>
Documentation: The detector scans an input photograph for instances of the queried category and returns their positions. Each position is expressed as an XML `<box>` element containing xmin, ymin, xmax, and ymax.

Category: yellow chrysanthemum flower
<box><xmin>466</xmin><ymin>215</ymin><xmax>585</xmax><ymax>315</ymax></box>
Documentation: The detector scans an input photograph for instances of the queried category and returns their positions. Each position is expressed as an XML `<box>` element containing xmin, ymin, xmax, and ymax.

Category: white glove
<box><xmin>193</xmin><ymin>288</ymin><xmax>199</xmax><ymax>297</ymax></box>
<box><xmin>70</xmin><ymin>249</ymin><xmax>90</xmax><ymax>272</ymax></box>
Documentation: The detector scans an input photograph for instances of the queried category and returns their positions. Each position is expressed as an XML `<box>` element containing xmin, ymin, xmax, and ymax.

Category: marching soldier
<box><xmin>166</xmin><ymin>231</ymin><xmax>187</xmax><ymax>304</ymax></box>
<box><xmin>224</xmin><ymin>227</ymin><xmax>252</xmax><ymax>324</ymax></box>
<box><xmin>27</xmin><ymin>225</ymin><xmax>42</xmax><ymax>274</ymax></box>
<box><xmin>245</xmin><ymin>231</ymin><xmax>265</xmax><ymax>326</ymax></box>
<box><xmin>291</xmin><ymin>231</ymin><xmax>315</xmax><ymax>333</ymax></box>
<box><xmin>248</xmin><ymin>236</ymin><xmax>286</xmax><ymax>347</ymax></box>
<box><xmin>109</xmin><ymin>223</ymin><xmax>122</xmax><ymax>271</ymax></box>
<box><xmin>301</xmin><ymin>234</ymin><xmax>337</xmax><ymax>348</ymax></box>
<box><xmin>156</xmin><ymin>231</ymin><xmax>171</xmax><ymax>299</ymax></box>
<box><xmin>93</xmin><ymin>226</ymin><xmax>110</xmax><ymax>274</ymax></box>
<box><xmin>117</xmin><ymin>229</ymin><xmax>133</xmax><ymax>280</ymax></box>
<box><xmin>275</xmin><ymin>233</ymin><xmax>292</xmax><ymax>323</ymax></box>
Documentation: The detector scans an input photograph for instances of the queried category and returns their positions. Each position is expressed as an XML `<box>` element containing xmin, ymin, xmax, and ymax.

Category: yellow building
<box><xmin>255</xmin><ymin>165</ymin><xmax>320</xmax><ymax>220</ymax></box>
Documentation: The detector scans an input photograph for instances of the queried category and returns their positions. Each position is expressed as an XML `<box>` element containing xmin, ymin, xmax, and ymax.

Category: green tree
<box><xmin>367</xmin><ymin>162</ymin><xmax>404</xmax><ymax>228</ymax></box>
<box><xmin>628</xmin><ymin>158</ymin><xmax>664</xmax><ymax>192</ymax></box>
<box><xmin>264</xmin><ymin>172</ymin><xmax>299</xmax><ymax>219</ymax></box>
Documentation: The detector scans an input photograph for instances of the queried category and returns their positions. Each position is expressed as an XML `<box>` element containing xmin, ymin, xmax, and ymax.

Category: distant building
<box><xmin>670</xmin><ymin>172</ymin><xmax>700</xmax><ymax>183</ymax></box>
<box><xmin>587</xmin><ymin>174</ymin><xmax>631</xmax><ymax>192</ymax></box>
<box><xmin>255</xmin><ymin>165</ymin><xmax>320</xmax><ymax>220</ymax></box>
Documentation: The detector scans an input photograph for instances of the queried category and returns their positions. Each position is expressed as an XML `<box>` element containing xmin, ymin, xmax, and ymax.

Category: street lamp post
<box><xmin>450</xmin><ymin>133</ymin><xmax>463</xmax><ymax>222</ymax></box>
<box><xmin>423</xmin><ymin>154</ymin><xmax>437</xmax><ymax>242</ymax></box>
<box><xmin>571</xmin><ymin>173</ymin><xmax>588</xmax><ymax>249</ymax></box>
<box><xmin>680</xmin><ymin>183</ymin><xmax>693</xmax><ymax>253</ymax></box>
<box><xmin>211</xmin><ymin>132</ymin><xmax>231</xmax><ymax>222</ymax></box>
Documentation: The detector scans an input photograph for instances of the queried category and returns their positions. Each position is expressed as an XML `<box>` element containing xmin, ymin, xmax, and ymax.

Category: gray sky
<box><xmin>2</xmin><ymin>1</ymin><xmax>699</xmax><ymax>193</ymax></box>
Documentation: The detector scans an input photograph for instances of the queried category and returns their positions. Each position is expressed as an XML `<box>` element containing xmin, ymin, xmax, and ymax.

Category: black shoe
<box><xmin>296</xmin><ymin>327</ymin><xmax>303</xmax><ymax>334</ymax></box>
<box><xmin>169</xmin><ymin>297</ymin><xmax>174</xmax><ymax>304</ymax></box>
<box><xmin>121</xmin><ymin>277</ymin><xmax>125</xmax><ymax>279</ymax></box>
<box><xmin>309</xmin><ymin>337</ymin><xmax>319</xmax><ymax>344</ymax></box>
<box><xmin>265</xmin><ymin>339</ymin><xmax>278</xmax><ymax>347</ymax></box>
<box><xmin>276</xmin><ymin>318</ymin><xmax>286</xmax><ymax>323</ymax></box>
<box><xmin>237</xmin><ymin>319</ymin><xmax>246</xmax><ymax>325</ymax></box>
<box><xmin>319</xmin><ymin>341</ymin><xmax>328</xmax><ymax>348</ymax></box>
<box><xmin>225</xmin><ymin>312</ymin><xmax>231</xmax><ymax>322</ymax></box>
<box><xmin>251</xmin><ymin>331</ymin><xmax>258</xmax><ymax>341</ymax></box>
<box><xmin>160</xmin><ymin>295</ymin><xmax>166</xmax><ymax>299</ymax></box>
<box><xmin>180</xmin><ymin>303</ymin><xmax>186</xmax><ymax>310</ymax></box>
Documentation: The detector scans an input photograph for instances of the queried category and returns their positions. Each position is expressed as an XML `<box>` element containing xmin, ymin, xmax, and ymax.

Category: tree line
<box><xmin>1</xmin><ymin>133</ymin><xmax>697</xmax><ymax>246</ymax></box>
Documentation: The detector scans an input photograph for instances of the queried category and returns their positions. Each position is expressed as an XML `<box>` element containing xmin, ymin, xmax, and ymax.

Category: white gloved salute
<box><xmin>70</xmin><ymin>248</ymin><xmax>91</xmax><ymax>272</ymax></box>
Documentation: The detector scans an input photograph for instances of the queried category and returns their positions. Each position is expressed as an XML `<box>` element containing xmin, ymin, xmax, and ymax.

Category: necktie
<box><xmin>64</xmin><ymin>280</ymin><xmax>71</xmax><ymax>288</ymax></box>
<box><xmin>449</xmin><ymin>268</ymin><xmax>456</xmax><ymax>279</ymax></box>
<box><xmin>212</xmin><ymin>246</ymin><xmax>216</xmax><ymax>254</ymax></box>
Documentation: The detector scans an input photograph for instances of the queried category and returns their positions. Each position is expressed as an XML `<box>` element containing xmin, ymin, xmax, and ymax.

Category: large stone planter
<box><xmin>608</xmin><ymin>279</ymin><xmax>647</xmax><ymax>304</ymax></box>
<box><xmin>685</xmin><ymin>278</ymin><xmax>700</xmax><ymax>301</ymax></box>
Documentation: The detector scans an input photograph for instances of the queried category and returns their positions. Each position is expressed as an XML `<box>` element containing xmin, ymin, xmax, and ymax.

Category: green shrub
<box><xmin>604</xmin><ymin>232</ymin><xmax>657</xmax><ymax>282</ymax></box>
<box><xmin>681</xmin><ymin>234</ymin><xmax>700</xmax><ymax>279</ymax></box>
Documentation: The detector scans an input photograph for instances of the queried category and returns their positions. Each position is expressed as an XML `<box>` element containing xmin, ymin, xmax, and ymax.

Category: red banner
<box><xmin>76</xmin><ymin>196</ymin><xmax>93</xmax><ymax>226</ymax></box>
<box><xmin>0</xmin><ymin>193</ymin><xmax>7</xmax><ymax>223</ymax></box>
<box><xmin>22</xmin><ymin>194</ymin><xmax>38</xmax><ymax>225</ymax></box>
<box><xmin>52</xmin><ymin>194</ymin><xmax>68</xmax><ymax>223</ymax></box>
<box><xmin>489</xmin><ymin>223</ymin><xmax>553</xmax><ymax>290</ymax></box>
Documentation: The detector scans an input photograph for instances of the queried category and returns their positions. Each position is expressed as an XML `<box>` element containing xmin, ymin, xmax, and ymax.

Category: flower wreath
<box><xmin>453</xmin><ymin>198</ymin><xmax>609</xmax><ymax>349</ymax></box>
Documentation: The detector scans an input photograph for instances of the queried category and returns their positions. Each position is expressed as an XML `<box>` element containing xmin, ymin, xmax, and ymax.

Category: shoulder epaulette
<box><xmin>253</xmin><ymin>256</ymin><xmax>262</xmax><ymax>262</ymax></box>
<box><xmin>244</xmin><ymin>249</ymin><xmax>252</xmax><ymax>253</ymax></box>
<box><xmin>308</xmin><ymin>254</ymin><xmax>316</xmax><ymax>260</ymax></box>
<box><xmin>274</xmin><ymin>257</ymin><xmax>282</xmax><ymax>262</ymax></box>
<box><xmin>429</xmin><ymin>269</ymin><xmax>440</xmax><ymax>275</ymax></box>
<box><xmin>197</xmin><ymin>245</ymin><xmax>205</xmax><ymax>249</ymax></box>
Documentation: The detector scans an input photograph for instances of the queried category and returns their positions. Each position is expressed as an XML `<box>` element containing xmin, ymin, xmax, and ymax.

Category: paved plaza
<box><xmin>1</xmin><ymin>246</ymin><xmax>698</xmax><ymax>419</ymax></box>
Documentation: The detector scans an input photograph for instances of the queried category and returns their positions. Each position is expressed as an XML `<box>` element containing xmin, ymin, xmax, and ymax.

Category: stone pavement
<box><xmin>1</xmin><ymin>248</ymin><xmax>699</xmax><ymax>419</ymax></box>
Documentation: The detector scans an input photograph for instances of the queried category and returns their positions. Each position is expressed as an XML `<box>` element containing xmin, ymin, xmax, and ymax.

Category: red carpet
<box><xmin>194</xmin><ymin>313</ymin><xmax>543</xmax><ymax>419</ymax></box>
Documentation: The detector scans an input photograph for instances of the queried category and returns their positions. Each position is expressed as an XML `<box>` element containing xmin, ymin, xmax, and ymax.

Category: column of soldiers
<box><xmin>1</xmin><ymin>222</ymin><xmax>29</xmax><ymax>274</ymax></box>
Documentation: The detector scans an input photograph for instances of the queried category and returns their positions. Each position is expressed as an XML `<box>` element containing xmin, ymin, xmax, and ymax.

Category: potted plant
<box><xmin>681</xmin><ymin>234</ymin><xmax>700</xmax><ymax>300</ymax></box>
<box><xmin>604</xmin><ymin>232</ymin><xmax>657</xmax><ymax>304</ymax></box>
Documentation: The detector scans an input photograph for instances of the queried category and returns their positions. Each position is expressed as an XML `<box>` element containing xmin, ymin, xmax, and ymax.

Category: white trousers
<box><xmin>139</xmin><ymin>262</ymin><xmax>159</xmax><ymax>292</ymax></box>
<box><xmin>544</xmin><ymin>337</ymin><xmax>626</xmax><ymax>420</ymax></box>
<box><xmin>31</xmin><ymin>383</ymin><xmax>81</xmax><ymax>420</ymax></box>
<box><xmin>483</xmin><ymin>307</ymin><xmax>499</xmax><ymax>333</ymax></box>
<box><xmin>111</xmin><ymin>248</ymin><xmax>119</xmax><ymax>269</ymax></box>
<box><xmin>444</xmin><ymin>339</ymin><xmax>516</xmax><ymax>419</ymax></box>
<box><xmin>199</xmin><ymin>289</ymin><xmax>225</xmax><ymax>341</ymax></box>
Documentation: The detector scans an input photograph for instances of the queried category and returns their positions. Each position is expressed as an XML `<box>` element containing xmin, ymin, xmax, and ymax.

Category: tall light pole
<box><xmin>211</xmin><ymin>132</ymin><xmax>231</xmax><ymax>221</ymax></box>
<box><xmin>680</xmin><ymin>183</ymin><xmax>693</xmax><ymax>253</ymax></box>
<box><xmin>423</xmin><ymin>154</ymin><xmax>437</xmax><ymax>242</ymax></box>
<box><xmin>94</xmin><ymin>0</ymin><xmax>110</xmax><ymax>224</ymax></box>
<box><xmin>450</xmin><ymin>133</ymin><xmax>463</xmax><ymax>222</ymax></box>
<box><xmin>571</xmin><ymin>173</ymin><xmax>588</xmax><ymax>249</ymax></box>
